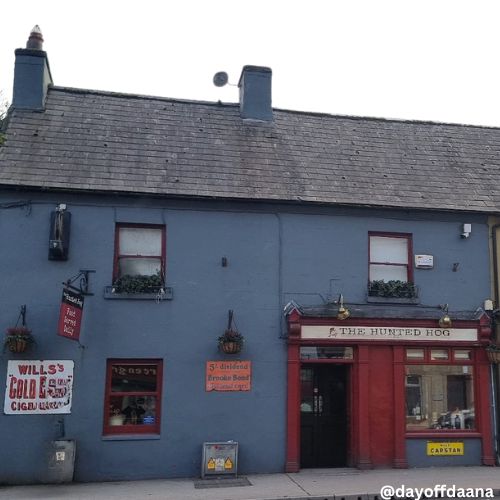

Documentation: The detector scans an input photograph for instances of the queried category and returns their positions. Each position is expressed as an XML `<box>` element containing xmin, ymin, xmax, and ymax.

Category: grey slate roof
<box><xmin>1</xmin><ymin>86</ymin><xmax>500</xmax><ymax>213</ymax></box>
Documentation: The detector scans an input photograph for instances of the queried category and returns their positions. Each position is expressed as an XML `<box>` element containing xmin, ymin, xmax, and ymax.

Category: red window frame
<box><xmin>103</xmin><ymin>359</ymin><xmax>163</xmax><ymax>435</ymax></box>
<box><xmin>368</xmin><ymin>231</ymin><xmax>413</xmax><ymax>282</ymax></box>
<box><xmin>405</xmin><ymin>347</ymin><xmax>474</xmax><ymax>365</ymax></box>
<box><xmin>113</xmin><ymin>223</ymin><xmax>166</xmax><ymax>283</ymax></box>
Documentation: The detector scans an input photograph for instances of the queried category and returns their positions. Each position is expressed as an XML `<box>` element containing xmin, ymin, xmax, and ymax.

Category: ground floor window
<box><xmin>405</xmin><ymin>365</ymin><xmax>474</xmax><ymax>431</ymax></box>
<box><xmin>103</xmin><ymin>359</ymin><xmax>163</xmax><ymax>435</ymax></box>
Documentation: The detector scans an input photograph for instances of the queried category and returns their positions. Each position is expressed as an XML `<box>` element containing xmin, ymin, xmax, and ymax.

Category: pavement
<box><xmin>1</xmin><ymin>467</ymin><xmax>500</xmax><ymax>500</ymax></box>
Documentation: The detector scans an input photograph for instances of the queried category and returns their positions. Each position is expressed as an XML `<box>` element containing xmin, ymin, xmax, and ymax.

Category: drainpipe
<box><xmin>490</xmin><ymin>224</ymin><xmax>500</xmax><ymax>463</ymax></box>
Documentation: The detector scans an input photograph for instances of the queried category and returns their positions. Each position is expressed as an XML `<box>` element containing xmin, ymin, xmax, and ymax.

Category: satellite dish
<box><xmin>213</xmin><ymin>71</ymin><xmax>229</xmax><ymax>87</ymax></box>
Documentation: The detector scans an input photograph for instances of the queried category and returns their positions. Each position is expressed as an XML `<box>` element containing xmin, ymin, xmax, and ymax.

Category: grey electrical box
<box><xmin>47</xmin><ymin>439</ymin><xmax>76</xmax><ymax>483</ymax></box>
<box><xmin>201</xmin><ymin>441</ymin><xmax>238</xmax><ymax>478</ymax></box>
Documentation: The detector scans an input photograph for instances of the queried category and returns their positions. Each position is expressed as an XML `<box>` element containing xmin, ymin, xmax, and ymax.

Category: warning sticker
<box><xmin>202</xmin><ymin>442</ymin><xmax>238</xmax><ymax>477</ymax></box>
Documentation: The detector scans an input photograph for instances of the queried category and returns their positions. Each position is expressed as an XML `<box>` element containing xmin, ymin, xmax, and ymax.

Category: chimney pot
<box><xmin>238</xmin><ymin>65</ymin><xmax>272</xmax><ymax>122</ymax></box>
<box><xmin>26</xmin><ymin>25</ymin><xmax>44</xmax><ymax>50</ymax></box>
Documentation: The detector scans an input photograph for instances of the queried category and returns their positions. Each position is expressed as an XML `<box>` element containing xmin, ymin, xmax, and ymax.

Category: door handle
<box><xmin>314</xmin><ymin>394</ymin><xmax>323</xmax><ymax>415</ymax></box>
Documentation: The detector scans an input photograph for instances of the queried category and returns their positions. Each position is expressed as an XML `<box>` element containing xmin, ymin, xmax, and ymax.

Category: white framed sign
<box><xmin>4</xmin><ymin>360</ymin><xmax>74</xmax><ymax>414</ymax></box>
<box><xmin>301</xmin><ymin>325</ymin><xmax>477</xmax><ymax>342</ymax></box>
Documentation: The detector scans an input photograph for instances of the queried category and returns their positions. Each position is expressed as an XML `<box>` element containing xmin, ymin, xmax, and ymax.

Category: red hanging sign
<box><xmin>57</xmin><ymin>288</ymin><xmax>84</xmax><ymax>341</ymax></box>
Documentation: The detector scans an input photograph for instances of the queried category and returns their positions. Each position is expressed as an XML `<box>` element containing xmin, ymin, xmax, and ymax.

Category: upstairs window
<box><xmin>369</xmin><ymin>232</ymin><xmax>412</xmax><ymax>282</ymax></box>
<box><xmin>113</xmin><ymin>224</ymin><xmax>166</xmax><ymax>293</ymax></box>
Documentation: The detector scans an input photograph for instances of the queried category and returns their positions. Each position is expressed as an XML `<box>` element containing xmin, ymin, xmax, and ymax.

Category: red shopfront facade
<box><xmin>285</xmin><ymin>306</ymin><xmax>495</xmax><ymax>471</ymax></box>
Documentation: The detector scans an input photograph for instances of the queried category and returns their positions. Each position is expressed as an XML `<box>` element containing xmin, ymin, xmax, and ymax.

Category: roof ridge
<box><xmin>49</xmin><ymin>85</ymin><xmax>238</xmax><ymax>109</ymax></box>
<box><xmin>49</xmin><ymin>86</ymin><xmax>500</xmax><ymax>131</ymax></box>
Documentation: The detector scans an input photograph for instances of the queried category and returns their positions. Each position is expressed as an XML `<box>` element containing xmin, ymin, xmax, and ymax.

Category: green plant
<box><xmin>368</xmin><ymin>280</ymin><xmax>417</xmax><ymax>298</ymax></box>
<box><xmin>113</xmin><ymin>271</ymin><xmax>164</xmax><ymax>294</ymax></box>
<box><xmin>218</xmin><ymin>329</ymin><xmax>245</xmax><ymax>348</ymax></box>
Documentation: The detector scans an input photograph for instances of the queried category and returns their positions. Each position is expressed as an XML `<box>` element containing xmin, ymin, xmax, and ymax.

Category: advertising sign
<box><xmin>4</xmin><ymin>360</ymin><xmax>74</xmax><ymax>414</ymax></box>
<box><xmin>205</xmin><ymin>361</ymin><xmax>251</xmax><ymax>391</ymax></box>
<box><xmin>301</xmin><ymin>325</ymin><xmax>477</xmax><ymax>342</ymax></box>
<box><xmin>427</xmin><ymin>441</ymin><xmax>464</xmax><ymax>456</ymax></box>
<box><xmin>57</xmin><ymin>288</ymin><xmax>84</xmax><ymax>341</ymax></box>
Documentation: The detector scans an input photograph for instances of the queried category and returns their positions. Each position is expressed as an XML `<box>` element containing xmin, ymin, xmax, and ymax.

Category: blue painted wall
<box><xmin>0</xmin><ymin>191</ymin><xmax>491</xmax><ymax>483</ymax></box>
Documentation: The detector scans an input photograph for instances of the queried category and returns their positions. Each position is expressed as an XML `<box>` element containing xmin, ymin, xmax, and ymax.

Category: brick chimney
<box><xmin>238</xmin><ymin>66</ymin><xmax>272</xmax><ymax>122</ymax></box>
<box><xmin>12</xmin><ymin>26</ymin><xmax>53</xmax><ymax>111</ymax></box>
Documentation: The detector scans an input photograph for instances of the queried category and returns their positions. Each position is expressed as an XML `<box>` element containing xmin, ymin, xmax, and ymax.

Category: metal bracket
<box><xmin>63</xmin><ymin>269</ymin><xmax>95</xmax><ymax>296</ymax></box>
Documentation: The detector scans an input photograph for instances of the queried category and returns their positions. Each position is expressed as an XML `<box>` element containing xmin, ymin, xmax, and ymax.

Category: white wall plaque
<box><xmin>415</xmin><ymin>255</ymin><xmax>434</xmax><ymax>268</ymax></box>
<box><xmin>301</xmin><ymin>325</ymin><xmax>477</xmax><ymax>342</ymax></box>
<box><xmin>4</xmin><ymin>360</ymin><xmax>74</xmax><ymax>415</ymax></box>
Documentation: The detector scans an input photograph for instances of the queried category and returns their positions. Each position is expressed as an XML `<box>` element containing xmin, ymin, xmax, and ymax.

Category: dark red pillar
<box><xmin>356</xmin><ymin>345</ymin><xmax>372</xmax><ymax>469</ymax></box>
<box><xmin>285</xmin><ymin>311</ymin><xmax>301</xmax><ymax>472</ymax></box>
<box><xmin>393</xmin><ymin>346</ymin><xmax>408</xmax><ymax>468</ymax></box>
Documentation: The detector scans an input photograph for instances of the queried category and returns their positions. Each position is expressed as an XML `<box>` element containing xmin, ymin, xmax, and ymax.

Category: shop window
<box><xmin>104</xmin><ymin>359</ymin><xmax>163</xmax><ymax>435</ymax></box>
<box><xmin>405</xmin><ymin>365</ymin><xmax>474</xmax><ymax>431</ymax></box>
<box><xmin>113</xmin><ymin>224</ymin><xmax>165</xmax><ymax>293</ymax></box>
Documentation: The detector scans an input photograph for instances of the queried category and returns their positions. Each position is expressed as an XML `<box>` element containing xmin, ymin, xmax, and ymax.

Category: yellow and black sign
<box><xmin>427</xmin><ymin>441</ymin><xmax>464</xmax><ymax>456</ymax></box>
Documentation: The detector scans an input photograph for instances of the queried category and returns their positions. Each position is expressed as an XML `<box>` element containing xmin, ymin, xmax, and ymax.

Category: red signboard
<box><xmin>57</xmin><ymin>288</ymin><xmax>84</xmax><ymax>341</ymax></box>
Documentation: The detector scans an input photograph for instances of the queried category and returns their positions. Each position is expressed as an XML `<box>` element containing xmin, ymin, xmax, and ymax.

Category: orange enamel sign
<box><xmin>205</xmin><ymin>361</ymin><xmax>251</xmax><ymax>391</ymax></box>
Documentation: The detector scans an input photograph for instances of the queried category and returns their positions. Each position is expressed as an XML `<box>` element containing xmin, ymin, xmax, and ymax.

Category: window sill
<box><xmin>366</xmin><ymin>295</ymin><xmax>419</xmax><ymax>305</ymax></box>
<box><xmin>102</xmin><ymin>434</ymin><xmax>161</xmax><ymax>441</ymax></box>
<box><xmin>103</xmin><ymin>286</ymin><xmax>173</xmax><ymax>300</ymax></box>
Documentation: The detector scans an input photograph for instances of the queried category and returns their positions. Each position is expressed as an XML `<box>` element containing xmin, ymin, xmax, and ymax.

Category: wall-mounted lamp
<box><xmin>438</xmin><ymin>304</ymin><xmax>452</xmax><ymax>328</ymax></box>
<box><xmin>337</xmin><ymin>294</ymin><xmax>350</xmax><ymax>320</ymax></box>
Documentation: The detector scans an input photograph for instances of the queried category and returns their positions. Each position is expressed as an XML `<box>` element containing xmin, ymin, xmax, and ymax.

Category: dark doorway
<box><xmin>300</xmin><ymin>364</ymin><xmax>348</xmax><ymax>468</ymax></box>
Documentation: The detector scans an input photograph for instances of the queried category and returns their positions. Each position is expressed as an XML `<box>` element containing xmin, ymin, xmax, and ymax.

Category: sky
<box><xmin>2</xmin><ymin>1</ymin><xmax>500</xmax><ymax>127</ymax></box>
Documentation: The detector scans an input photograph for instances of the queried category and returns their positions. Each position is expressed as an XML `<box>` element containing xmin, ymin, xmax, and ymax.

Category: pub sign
<box><xmin>57</xmin><ymin>287</ymin><xmax>84</xmax><ymax>341</ymax></box>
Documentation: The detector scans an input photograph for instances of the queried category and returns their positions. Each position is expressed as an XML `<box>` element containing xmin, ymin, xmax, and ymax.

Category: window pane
<box><xmin>108</xmin><ymin>395</ymin><xmax>157</xmax><ymax>426</ymax></box>
<box><xmin>119</xmin><ymin>257</ymin><xmax>162</xmax><ymax>277</ymax></box>
<box><xmin>119</xmin><ymin>227</ymin><xmax>162</xmax><ymax>256</ymax></box>
<box><xmin>454</xmin><ymin>350</ymin><xmax>472</xmax><ymax>361</ymax></box>
<box><xmin>111</xmin><ymin>364</ymin><xmax>158</xmax><ymax>392</ymax></box>
<box><xmin>300</xmin><ymin>368</ymin><xmax>314</xmax><ymax>413</ymax></box>
<box><xmin>370</xmin><ymin>236</ymin><xmax>408</xmax><ymax>264</ymax></box>
<box><xmin>370</xmin><ymin>264</ymin><xmax>407</xmax><ymax>282</ymax></box>
<box><xmin>431</xmin><ymin>349</ymin><xmax>449</xmax><ymax>360</ymax></box>
<box><xmin>405</xmin><ymin>365</ymin><xmax>475</xmax><ymax>431</ymax></box>
<box><xmin>300</xmin><ymin>346</ymin><xmax>353</xmax><ymax>360</ymax></box>
<box><xmin>406</xmin><ymin>349</ymin><xmax>424</xmax><ymax>360</ymax></box>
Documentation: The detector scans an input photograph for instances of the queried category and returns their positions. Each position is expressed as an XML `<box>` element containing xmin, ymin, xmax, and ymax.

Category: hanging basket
<box><xmin>486</xmin><ymin>349</ymin><xmax>500</xmax><ymax>364</ymax></box>
<box><xmin>5</xmin><ymin>324</ymin><xmax>33</xmax><ymax>354</ymax></box>
<box><xmin>220</xmin><ymin>340</ymin><xmax>242</xmax><ymax>354</ymax></box>
<box><xmin>6</xmin><ymin>337</ymin><xmax>28</xmax><ymax>353</ymax></box>
<box><xmin>217</xmin><ymin>310</ymin><xmax>245</xmax><ymax>354</ymax></box>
